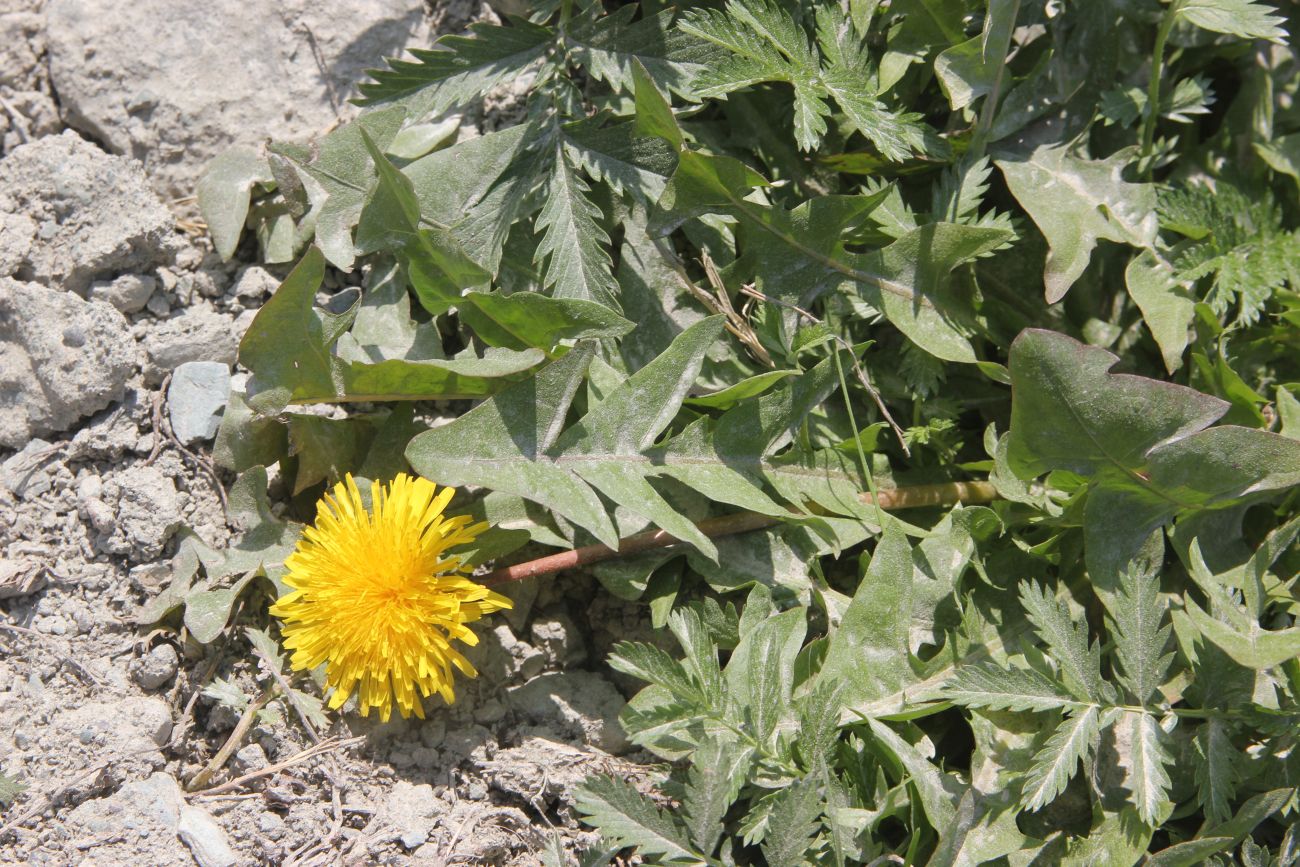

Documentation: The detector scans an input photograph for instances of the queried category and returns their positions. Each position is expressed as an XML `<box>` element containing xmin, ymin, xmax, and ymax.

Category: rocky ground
<box><xmin>0</xmin><ymin>2</ymin><xmax>660</xmax><ymax>863</ymax></box>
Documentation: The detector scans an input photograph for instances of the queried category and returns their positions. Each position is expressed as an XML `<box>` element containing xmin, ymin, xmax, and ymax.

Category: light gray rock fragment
<box><xmin>507</xmin><ymin>671</ymin><xmax>630</xmax><ymax>754</ymax></box>
<box><xmin>178</xmin><ymin>805</ymin><xmax>238</xmax><ymax>867</ymax></box>
<box><xmin>142</xmin><ymin>306</ymin><xmax>238</xmax><ymax>385</ymax></box>
<box><xmin>376</xmin><ymin>781</ymin><xmax>442</xmax><ymax>850</ymax></box>
<box><xmin>88</xmin><ymin>273</ymin><xmax>157</xmax><ymax>313</ymax></box>
<box><xmin>46</xmin><ymin>0</ymin><xmax>431</xmax><ymax>198</ymax></box>
<box><xmin>99</xmin><ymin>466</ymin><xmax>180</xmax><ymax>560</ymax></box>
<box><xmin>67</xmin><ymin>772</ymin><xmax>183</xmax><ymax>838</ymax></box>
<box><xmin>0</xmin><ymin>131</ymin><xmax>177</xmax><ymax>292</ymax></box>
<box><xmin>131</xmin><ymin>643</ymin><xmax>180</xmax><ymax>690</ymax></box>
<box><xmin>167</xmin><ymin>361</ymin><xmax>231</xmax><ymax>444</ymax></box>
<box><xmin>0</xmin><ymin>278</ymin><xmax>140</xmax><ymax>448</ymax></box>
<box><xmin>0</xmin><ymin>438</ymin><xmax>56</xmax><ymax>498</ymax></box>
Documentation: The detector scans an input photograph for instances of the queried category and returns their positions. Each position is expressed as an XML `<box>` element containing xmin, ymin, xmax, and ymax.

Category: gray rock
<box><xmin>53</xmin><ymin>697</ymin><xmax>173</xmax><ymax>774</ymax></box>
<box><xmin>507</xmin><ymin>671</ymin><xmax>630</xmax><ymax>754</ymax></box>
<box><xmin>67</xmin><ymin>772</ymin><xmax>183</xmax><ymax>837</ymax></box>
<box><xmin>100</xmin><ymin>466</ymin><xmax>180</xmax><ymax>560</ymax></box>
<box><xmin>88</xmin><ymin>273</ymin><xmax>157</xmax><ymax>313</ymax></box>
<box><xmin>131</xmin><ymin>643</ymin><xmax>180</xmax><ymax>690</ymax></box>
<box><xmin>0</xmin><ymin>438</ymin><xmax>56</xmax><ymax>499</ymax></box>
<box><xmin>46</xmin><ymin>0</ymin><xmax>431</xmax><ymax>198</ymax></box>
<box><xmin>0</xmin><ymin>131</ymin><xmax>177</xmax><ymax>292</ymax></box>
<box><xmin>232</xmin><ymin>742</ymin><xmax>269</xmax><ymax>775</ymax></box>
<box><xmin>230</xmin><ymin>265</ymin><xmax>279</xmax><ymax>300</ymax></box>
<box><xmin>0</xmin><ymin>278</ymin><xmax>140</xmax><ymax>449</ymax></box>
<box><xmin>167</xmin><ymin>361</ymin><xmax>231</xmax><ymax>444</ymax></box>
<box><xmin>178</xmin><ymin>804</ymin><xmax>238</xmax><ymax>867</ymax></box>
<box><xmin>142</xmin><ymin>306</ymin><xmax>238</xmax><ymax>385</ymax></box>
<box><xmin>377</xmin><ymin>781</ymin><xmax>442</xmax><ymax>850</ymax></box>
<box><xmin>531</xmin><ymin>611</ymin><xmax>586</xmax><ymax>667</ymax></box>
<box><xmin>0</xmin><ymin>3</ymin><xmax>46</xmax><ymax>91</ymax></box>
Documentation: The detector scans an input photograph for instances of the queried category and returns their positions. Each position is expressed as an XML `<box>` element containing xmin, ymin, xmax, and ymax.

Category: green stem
<box><xmin>1140</xmin><ymin>2</ymin><xmax>1182</xmax><ymax>175</ymax></box>
<box><xmin>835</xmin><ymin>346</ymin><xmax>887</xmax><ymax>528</ymax></box>
<box><xmin>968</xmin><ymin>0</ymin><xmax>1020</xmax><ymax>163</ymax></box>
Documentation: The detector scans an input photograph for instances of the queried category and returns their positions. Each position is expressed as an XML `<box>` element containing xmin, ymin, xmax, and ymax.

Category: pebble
<box><xmin>166</xmin><ymin>361</ymin><xmax>231</xmax><ymax>444</ymax></box>
<box><xmin>131</xmin><ymin>643</ymin><xmax>179</xmax><ymax>690</ymax></box>
<box><xmin>178</xmin><ymin>804</ymin><xmax>238</xmax><ymax>867</ymax></box>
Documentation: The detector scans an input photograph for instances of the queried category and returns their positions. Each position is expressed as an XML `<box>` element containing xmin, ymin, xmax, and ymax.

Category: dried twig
<box><xmin>480</xmin><ymin>481</ymin><xmax>999</xmax><ymax>585</ymax></box>
<box><xmin>186</xmin><ymin>685</ymin><xmax>275</xmax><ymax>792</ymax></box>
<box><xmin>189</xmin><ymin>735</ymin><xmax>365</xmax><ymax>798</ymax></box>
<box><xmin>0</xmin><ymin>763</ymin><xmax>111</xmax><ymax>841</ymax></box>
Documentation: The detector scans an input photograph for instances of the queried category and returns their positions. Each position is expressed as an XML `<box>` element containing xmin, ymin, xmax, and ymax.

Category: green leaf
<box><xmin>933</xmin><ymin>0</ymin><xmax>1019</xmax><ymax>111</ymax></box>
<box><xmin>941</xmin><ymin>662</ymin><xmax>1078</xmax><ymax>713</ymax></box>
<box><xmin>1125</xmin><ymin>250</ymin><xmax>1196</xmax><ymax>374</ymax></box>
<box><xmin>459</xmin><ymin>291</ymin><xmax>634</xmax><ymax>352</ymax></box>
<box><xmin>356</xmin><ymin>17</ymin><xmax>555</xmax><ymax>110</ymax></box>
<box><xmin>1018</xmin><ymin>582</ymin><xmax>1103</xmax><ymax>703</ymax></box>
<box><xmin>1181</xmin><ymin>595</ymin><xmax>1300</xmax><ymax>669</ymax></box>
<box><xmin>1124</xmin><ymin>710</ymin><xmax>1173</xmax><ymax>826</ymax></box>
<box><xmin>1194</xmin><ymin>718</ymin><xmax>1238</xmax><ymax>825</ymax></box>
<box><xmin>1178</xmin><ymin>0</ymin><xmax>1287</xmax><ymax>42</ymax></box>
<box><xmin>567</xmin><ymin>7</ymin><xmax>719</xmax><ymax>99</ymax></box>
<box><xmin>610</xmin><ymin>641</ymin><xmax>707</xmax><ymax>709</ymax></box>
<box><xmin>1020</xmin><ymin>705</ymin><xmax>1100</xmax><ymax>812</ymax></box>
<box><xmin>818</xmin><ymin>524</ymin><xmax>914</xmax><ymax>714</ymax></box>
<box><xmin>1144</xmin><ymin>837</ymin><xmax>1236</xmax><ymax>867</ymax></box>
<box><xmin>1204</xmin><ymin>788</ymin><xmax>1293</xmax><ymax>846</ymax></box>
<box><xmin>240</xmin><ymin>248</ymin><xmax>544</xmax><ymax>406</ymax></box>
<box><xmin>997</xmin><ymin>146</ymin><xmax>1157</xmax><ymax>303</ymax></box>
<box><xmin>683</xmin><ymin>738</ymin><xmax>753</xmax><ymax>856</ymax></box>
<box><xmin>866</xmin><ymin>718</ymin><xmax>963</xmax><ymax>832</ymax></box>
<box><xmin>562</xmin><ymin>116</ymin><xmax>677</xmax><ymax>204</ymax></box>
<box><xmin>1109</xmin><ymin>554</ymin><xmax>1173</xmax><ymax>705</ymax></box>
<box><xmin>286</xmin><ymin>413</ymin><xmax>374</xmax><ymax>495</ymax></box>
<box><xmin>760</xmin><ymin>778</ymin><xmax>824</xmax><ymax>867</ymax></box>
<box><xmin>270</xmin><ymin>106</ymin><xmax>407</xmax><ymax>269</ymax></box>
<box><xmin>575</xmin><ymin>775</ymin><xmax>702</xmax><ymax>863</ymax></box>
<box><xmin>0</xmin><ymin>771</ymin><xmax>23</xmax><ymax>809</ymax></box>
<box><xmin>1006</xmin><ymin>329</ymin><xmax>1300</xmax><ymax>606</ymax></box>
<box><xmin>534</xmin><ymin>145</ymin><xmax>621</xmax><ymax>311</ymax></box>
<box><xmin>184</xmin><ymin>572</ymin><xmax>255</xmax><ymax>645</ymax></box>
<box><xmin>197</xmin><ymin>146</ymin><xmax>273</xmax><ymax>261</ymax></box>
<box><xmin>726</xmin><ymin>606</ymin><xmax>805</xmax><ymax>747</ymax></box>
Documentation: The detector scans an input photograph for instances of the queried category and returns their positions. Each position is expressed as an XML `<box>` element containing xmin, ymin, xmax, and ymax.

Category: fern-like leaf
<box><xmin>1195</xmin><ymin>718</ymin><xmax>1239</xmax><ymax>825</ymax></box>
<box><xmin>1109</xmin><ymin>561</ymin><xmax>1174</xmax><ymax>705</ymax></box>
<box><xmin>534</xmin><ymin>146</ymin><xmax>621</xmax><ymax>311</ymax></box>
<box><xmin>1126</xmin><ymin>710</ymin><xmax>1174</xmax><ymax>826</ymax></box>
<box><xmin>1018</xmin><ymin>583</ymin><xmax>1105</xmax><ymax>703</ymax></box>
<box><xmin>683</xmin><ymin>739</ymin><xmax>754</xmax><ymax>856</ymax></box>
<box><xmin>0</xmin><ymin>771</ymin><xmax>24</xmax><ymax>810</ymax></box>
<box><xmin>941</xmin><ymin>661</ymin><xmax>1078</xmax><ymax>713</ymax></box>
<box><xmin>1021</xmin><ymin>705</ymin><xmax>1101</xmax><ymax>812</ymax></box>
<box><xmin>575</xmin><ymin>775</ymin><xmax>703</xmax><ymax>863</ymax></box>
<box><xmin>1178</xmin><ymin>0</ymin><xmax>1287</xmax><ymax>42</ymax></box>
<box><xmin>357</xmin><ymin>18</ymin><xmax>555</xmax><ymax>110</ymax></box>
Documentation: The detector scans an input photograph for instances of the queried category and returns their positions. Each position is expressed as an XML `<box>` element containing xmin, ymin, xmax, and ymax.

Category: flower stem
<box><xmin>1140</xmin><ymin>2</ymin><xmax>1182</xmax><ymax>176</ymax></box>
<box><xmin>479</xmin><ymin>480</ymin><xmax>999</xmax><ymax>586</ymax></box>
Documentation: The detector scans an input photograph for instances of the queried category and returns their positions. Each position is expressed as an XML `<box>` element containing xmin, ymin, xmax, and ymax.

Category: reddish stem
<box><xmin>479</xmin><ymin>480</ymin><xmax>998</xmax><ymax>586</ymax></box>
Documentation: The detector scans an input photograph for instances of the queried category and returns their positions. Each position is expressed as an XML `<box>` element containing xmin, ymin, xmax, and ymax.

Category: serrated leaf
<box><xmin>683</xmin><ymin>738</ymin><xmax>753</xmax><ymax>855</ymax></box>
<box><xmin>575</xmin><ymin>775</ymin><xmax>702</xmax><ymax>863</ymax></box>
<box><xmin>1178</xmin><ymin>0</ymin><xmax>1287</xmax><ymax>42</ymax></box>
<box><xmin>866</xmin><ymin>718</ymin><xmax>963</xmax><ymax>832</ymax></box>
<box><xmin>940</xmin><ymin>662</ymin><xmax>1078</xmax><ymax>712</ymax></box>
<box><xmin>1007</xmin><ymin>329</ymin><xmax>1300</xmax><ymax>607</ymax></box>
<box><xmin>1195</xmin><ymin>718</ymin><xmax>1238</xmax><ymax>825</ymax></box>
<box><xmin>567</xmin><ymin>7</ymin><xmax>719</xmax><ymax>99</ymax></box>
<box><xmin>245</xmin><ymin>626</ymin><xmax>284</xmax><ymax>672</ymax></box>
<box><xmin>1018</xmin><ymin>582</ymin><xmax>1103</xmax><ymax>703</ymax></box>
<box><xmin>1124</xmin><ymin>710</ymin><xmax>1173</xmax><ymax>825</ymax></box>
<box><xmin>357</xmin><ymin>17</ymin><xmax>555</xmax><ymax>110</ymax></box>
<box><xmin>668</xmin><ymin>607</ymin><xmax>726</xmax><ymax>712</ymax></box>
<box><xmin>197</xmin><ymin>146</ymin><xmax>273</xmax><ymax>261</ymax></box>
<box><xmin>562</xmin><ymin>117</ymin><xmax>677</xmax><ymax>204</ymax></box>
<box><xmin>534</xmin><ymin>146</ymin><xmax>621</xmax><ymax>311</ymax></box>
<box><xmin>1109</xmin><ymin>554</ymin><xmax>1173</xmax><ymax>705</ymax></box>
<box><xmin>202</xmin><ymin>676</ymin><xmax>251</xmax><ymax>711</ymax></box>
<box><xmin>1020</xmin><ymin>705</ymin><xmax>1101</xmax><ymax>812</ymax></box>
<box><xmin>760</xmin><ymin>777</ymin><xmax>824</xmax><ymax>867</ymax></box>
<box><xmin>726</xmin><ymin>606</ymin><xmax>805</xmax><ymax>747</ymax></box>
<box><xmin>997</xmin><ymin>146</ymin><xmax>1157</xmax><ymax>303</ymax></box>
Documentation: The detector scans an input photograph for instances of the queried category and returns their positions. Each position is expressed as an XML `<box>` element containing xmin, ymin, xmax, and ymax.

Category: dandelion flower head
<box><xmin>270</xmin><ymin>473</ymin><xmax>510</xmax><ymax>722</ymax></box>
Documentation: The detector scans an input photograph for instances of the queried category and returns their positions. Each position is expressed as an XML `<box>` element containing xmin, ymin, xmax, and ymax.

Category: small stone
<box><xmin>378</xmin><ymin>781</ymin><xmax>441</xmax><ymax>851</ymax></box>
<box><xmin>231</xmin><ymin>265</ymin><xmax>279</xmax><ymax>300</ymax></box>
<box><xmin>131</xmin><ymin>643</ymin><xmax>179</xmax><ymax>690</ymax></box>
<box><xmin>0</xmin><ymin>438</ymin><xmax>56</xmax><ymax>498</ymax></box>
<box><xmin>142</xmin><ymin>307</ymin><xmax>238</xmax><ymax>384</ymax></box>
<box><xmin>145</xmin><ymin>291</ymin><xmax>170</xmax><ymax>317</ymax></box>
<box><xmin>103</xmin><ymin>466</ymin><xmax>180</xmax><ymax>560</ymax></box>
<box><xmin>178</xmin><ymin>804</ymin><xmax>238</xmax><ymax>867</ymax></box>
<box><xmin>232</xmin><ymin>743</ymin><xmax>269</xmax><ymax>774</ymax></box>
<box><xmin>531</xmin><ymin>612</ymin><xmax>585</xmax><ymax>666</ymax></box>
<box><xmin>166</xmin><ymin>361</ymin><xmax>231</xmax><ymax>444</ymax></box>
<box><xmin>473</xmin><ymin>698</ymin><xmax>507</xmax><ymax>725</ymax></box>
<box><xmin>256</xmin><ymin>811</ymin><xmax>286</xmax><ymax>839</ymax></box>
<box><xmin>88</xmin><ymin>273</ymin><xmax>157</xmax><ymax>313</ymax></box>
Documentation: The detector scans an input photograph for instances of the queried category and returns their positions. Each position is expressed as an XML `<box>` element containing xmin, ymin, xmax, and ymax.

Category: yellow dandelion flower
<box><xmin>269</xmin><ymin>473</ymin><xmax>510</xmax><ymax>722</ymax></box>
